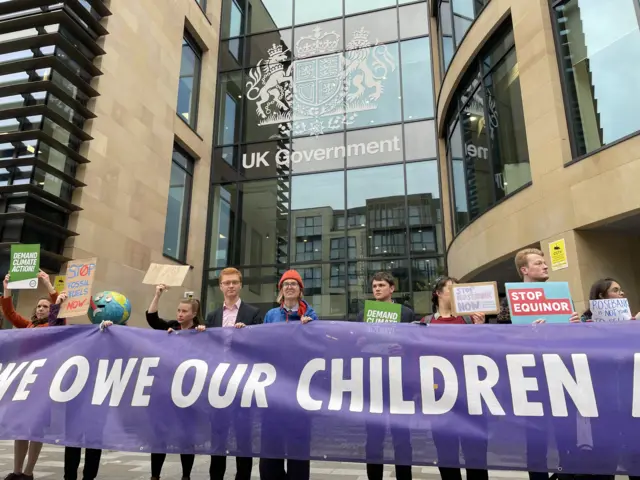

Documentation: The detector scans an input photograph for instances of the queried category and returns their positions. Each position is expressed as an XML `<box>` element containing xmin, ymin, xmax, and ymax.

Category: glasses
<box><xmin>282</xmin><ymin>281</ymin><xmax>299</xmax><ymax>288</ymax></box>
<box><xmin>221</xmin><ymin>280</ymin><xmax>241</xmax><ymax>286</ymax></box>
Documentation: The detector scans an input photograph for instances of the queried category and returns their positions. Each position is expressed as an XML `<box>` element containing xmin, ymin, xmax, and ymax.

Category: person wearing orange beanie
<box><xmin>263</xmin><ymin>270</ymin><xmax>318</xmax><ymax>324</ymax></box>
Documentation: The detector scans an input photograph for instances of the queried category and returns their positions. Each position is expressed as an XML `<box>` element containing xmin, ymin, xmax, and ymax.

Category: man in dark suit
<box><xmin>206</xmin><ymin>268</ymin><xmax>262</xmax><ymax>480</ymax></box>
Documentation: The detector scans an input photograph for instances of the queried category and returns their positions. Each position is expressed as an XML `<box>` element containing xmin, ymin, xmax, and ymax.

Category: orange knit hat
<box><xmin>279</xmin><ymin>270</ymin><xmax>304</xmax><ymax>290</ymax></box>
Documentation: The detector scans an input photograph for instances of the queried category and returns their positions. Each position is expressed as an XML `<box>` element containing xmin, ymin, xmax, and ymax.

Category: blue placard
<box><xmin>505</xmin><ymin>282</ymin><xmax>573</xmax><ymax>324</ymax></box>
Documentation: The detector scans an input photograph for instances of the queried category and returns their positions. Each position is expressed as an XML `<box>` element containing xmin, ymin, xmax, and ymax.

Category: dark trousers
<box><xmin>150</xmin><ymin>453</ymin><xmax>195</xmax><ymax>478</ymax></box>
<box><xmin>366</xmin><ymin>463</ymin><xmax>412</xmax><ymax>480</ymax></box>
<box><xmin>259</xmin><ymin>458</ymin><xmax>310</xmax><ymax>480</ymax></box>
<box><xmin>64</xmin><ymin>447</ymin><xmax>102</xmax><ymax>480</ymax></box>
<box><xmin>210</xmin><ymin>455</ymin><xmax>253</xmax><ymax>480</ymax></box>
<box><xmin>438</xmin><ymin>468</ymin><xmax>488</xmax><ymax>480</ymax></box>
<box><xmin>365</xmin><ymin>417</ymin><xmax>412</xmax><ymax>480</ymax></box>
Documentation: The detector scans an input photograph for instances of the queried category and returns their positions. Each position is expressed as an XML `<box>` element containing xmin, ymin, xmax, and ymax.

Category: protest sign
<box><xmin>549</xmin><ymin>238</ymin><xmax>568</xmax><ymax>271</ymax></box>
<box><xmin>53</xmin><ymin>275</ymin><xmax>66</xmax><ymax>294</ymax></box>
<box><xmin>505</xmin><ymin>282</ymin><xmax>573</xmax><ymax>324</ymax></box>
<box><xmin>589</xmin><ymin>298</ymin><xmax>632</xmax><ymax>322</ymax></box>
<box><xmin>59</xmin><ymin>258</ymin><xmax>97</xmax><ymax>318</ymax></box>
<box><xmin>363</xmin><ymin>300</ymin><xmax>401</xmax><ymax>323</ymax></box>
<box><xmin>8</xmin><ymin>244</ymin><xmax>40</xmax><ymax>289</ymax></box>
<box><xmin>0</xmin><ymin>322</ymin><xmax>640</xmax><ymax>475</ymax></box>
<box><xmin>142</xmin><ymin>263</ymin><xmax>190</xmax><ymax>287</ymax></box>
<box><xmin>450</xmin><ymin>282</ymin><xmax>499</xmax><ymax>315</ymax></box>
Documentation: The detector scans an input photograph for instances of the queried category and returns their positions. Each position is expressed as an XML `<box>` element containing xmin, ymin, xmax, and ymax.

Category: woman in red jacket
<box><xmin>1</xmin><ymin>271</ymin><xmax>59</xmax><ymax>480</ymax></box>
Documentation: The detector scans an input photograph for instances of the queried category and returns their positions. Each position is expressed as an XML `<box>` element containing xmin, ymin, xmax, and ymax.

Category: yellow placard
<box><xmin>53</xmin><ymin>275</ymin><xmax>66</xmax><ymax>293</ymax></box>
<box><xmin>549</xmin><ymin>239</ymin><xmax>568</xmax><ymax>271</ymax></box>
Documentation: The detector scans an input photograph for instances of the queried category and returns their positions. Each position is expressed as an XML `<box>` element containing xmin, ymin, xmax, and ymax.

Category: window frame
<box><xmin>178</xmin><ymin>32</ymin><xmax>203</xmax><ymax>130</ymax></box>
<box><xmin>163</xmin><ymin>144</ymin><xmax>195</xmax><ymax>263</ymax></box>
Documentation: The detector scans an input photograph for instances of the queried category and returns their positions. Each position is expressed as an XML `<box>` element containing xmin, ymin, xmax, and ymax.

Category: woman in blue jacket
<box><xmin>263</xmin><ymin>270</ymin><xmax>318</xmax><ymax>324</ymax></box>
<box><xmin>260</xmin><ymin>270</ymin><xmax>316</xmax><ymax>480</ymax></box>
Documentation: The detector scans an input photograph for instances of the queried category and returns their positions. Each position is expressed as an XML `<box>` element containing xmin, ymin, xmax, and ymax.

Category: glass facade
<box><xmin>444</xmin><ymin>22</ymin><xmax>531</xmax><ymax>233</ymax></box>
<box><xmin>206</xmin><ymin>0</ymin><xmax>442</xmax><ymax>319</ymax></box>
<box><xmin>177</xmin><ymin>33</ymin><xmax>202</xmax><ymax>128</ymax></box>
<box><xmin>163</xmin><ymin>145</ymin><xmax>194</xmax><ymax>263</ymax></box>
<box><xmin>437</xmin><ymin>0</ymin><xmax>489</xmax><ymax>73</ymax></box>
<box><xmin>552</xmin><ymin>0</ymin><xmax>640</xmax><ymax>158</ymax></box>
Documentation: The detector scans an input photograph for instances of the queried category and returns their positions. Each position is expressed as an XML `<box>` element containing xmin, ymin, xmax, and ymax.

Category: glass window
<box><xmin>290</xmin><ymin>132</ymin><xmax>345</xmax><ymax>174</ymax></box>
<box><xmin>439</xmin><ymin>1</ymin><xmax>453</xmax><ymax>36</ymax></box>
<box><xmin>237</xmin><ymin>178</ymin><xmax>289</xmax><ymax>265</ymax></box>
<box><xmin>345</xmin><ymin>124</ymin><xmax>403</xmax><ymax>168</ymax></box>
<box><xmin>177</xmin><ymin>35</ymin><xmax>202</xmax><ymax>128</ymax></box>
<box><xmin>412</xmin><ymin>256</ymin><xmax>445</xmax><ymax>316</ymax></box>
<box><xmin>244</xmin><ymin>63</ymin><xmax>291</xmax><ymax>143</ymax></box>
<box><xmin>216</xmin><ymin>72</ymin><xmax>243</xmax><ymax>145</ymax></box>
<box><xmin>330</xmin><ymin>237</ymin><xmax>357</xmax><ymax>260</ymax></box>
<box><xmin>401</xmin><ymin>37</ymin><xmax>434</xmax><ymax>120</ymax></box>
<box><xmin>208</xmin><ymin>184</ymin><xmax>237</xmax><ymax>268</ymax></box>
<box><xmin>442</xmin><ymin>36</ymin><xmax>454</xmax><ymax>72</ymax></box>
<box><xmin>405</xmin><ymin>120</ymin><xmax>437</xmax><ymax>160</ymax></box>
<box><xmin>346</xmin><ymin>43</ymin><xmax>401</xmax><ymax>130</ymax></box>
<box><xmin>347</xmin><ymin>259</ymin><xmax>412</xmax><ymax>318</ymax></box>
<box><xmin>483</xmin><ymin>49</ymin><xmax>531</xmax><ymax>200</ymax></box>
<box><xmin>294</xmin><ymin>19</ymin><xmax>343</xmax><ymax>58</ymax></box>
<box><xmin>452</xmin><ymin>0</ymin><xmax>473</xmax><ymax>46</ymax></box>
<box><xmin>345</xmin><ymin>0</ymin><xmax>395</xmax><ymax>16</ymax></box>
<box><xmin>219</xmin><ymin>38</ymin><xmax>244</xmax><ymax>71</ymax></box>
<box><xmin>345</xmin><ymin>9</ymin><xmax>399</xmax><ymax>46</ymax></box>
<box><xmin>347</xmin><ymin>164</ymin><xmax>406</xmax><ymax>256</ymax></box>
<box><xmin>248</xmin><ymin>0</ymin><xmax>293</xmax><ymax>33</ymax></box>
<box><xmin>290</xmin><ymin>263</ymin><xmax>347</xmax><ymax>319</ymax></box>
<box><xmin>460</xmin><ymin>85</ymin><xmax>492</xmax><ymax>221</ymax></box>
<box><xmin>240</xmin><ymin>140</ymin><xmax>291</xmax><ymax>180</ymax></box>
<box><xmin>554</xmin><ymin>0</ymin><xmax>640</xmax><ymax>157</ymax></box>
<box><xmin>163</xmin><ymin>146</ymin><xmax>194</xmax><ymax>262</ymax></box>
<box><xmin>247</xmin><ymin>30</ymin><xmax>293</xmax><ymax>67</ymax></box>
<box><xmin>406</xmin><ymin>161</ymin><xmax>442</xmax><ymax>254</ymax></box>
<box><xmin>399</xmin><ymin>3</ymin><xmax>429</xmax><ymax>39</ymax></box>
<box><xmin>221</xmin><ymin>0</ymin><xmax>245</xmax><ymax>39</ymax></box>
<box><xmin>291</xmin><ymin>171</ymin><xmax>345</xmax><ymax>263</ymax></box>
<box><xmin>294</xmin><ymin>0</ymin><xmax>342</xmax><ymax>25</ymax></box>
<box><xmin>449</xmin><ymin>120</ymin><xmax>468</xmax><ymax>231</ymax></box>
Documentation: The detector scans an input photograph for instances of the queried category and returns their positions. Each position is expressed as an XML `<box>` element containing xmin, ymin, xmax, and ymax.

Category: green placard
<box><xmin>8</xmin><ymin>244</ymin><xmax>40</xmax><ymax>289</ymax></box>
<box><xmin>364</xmin><ymin>300</ymin><xmax>402</xmax><ymax>323</ymax></box>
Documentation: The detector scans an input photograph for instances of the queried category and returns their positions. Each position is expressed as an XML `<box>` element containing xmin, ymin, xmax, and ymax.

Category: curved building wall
<box><xmin>436</xmin><ymin>0</ymin><xmax>640</xmax><ymax>313</ymax></box>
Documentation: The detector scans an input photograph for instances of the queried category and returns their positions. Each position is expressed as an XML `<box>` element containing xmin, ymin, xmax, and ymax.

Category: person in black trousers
<box><xmin>205</xmin><ymin>268</ymin><xmax>262</xmax><ymax>480</ymax></box>
<box><xmin>146</xmin><ymin>284</ymin><xmax>205</xmax><ymax>480</ymax></box>
<box><xmin>351</xmin><ymin>271</ymin><xmax>415</xmax><ymax>480</ymax></box>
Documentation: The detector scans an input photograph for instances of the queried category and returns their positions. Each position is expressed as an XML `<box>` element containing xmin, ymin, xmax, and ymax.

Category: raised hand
<box><xmin>56</xmin><ymin>292</ymin><xmax>68</xmax><ymax>304</ymax></box>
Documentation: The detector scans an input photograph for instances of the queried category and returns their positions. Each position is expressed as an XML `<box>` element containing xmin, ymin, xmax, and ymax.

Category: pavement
<box><xmin>0</xmin><ymin>441</ymin><xmax>628</xmax><ymax>479</ymax></box>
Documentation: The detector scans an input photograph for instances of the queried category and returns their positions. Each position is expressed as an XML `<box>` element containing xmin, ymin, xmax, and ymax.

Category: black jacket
<box><xmin>205</xmin><ymin>301</ymin><xmax>263</xmax><ymax>328</ymax></box>
<box><xmin>352</xmin><ymin>302</ymin><xmax>415</xmax><ymax>323</ymax></box>
<box><xmin>145</xmin><ymin>310</ymin><xmax>196</xmax><ymax>330</ymax></box>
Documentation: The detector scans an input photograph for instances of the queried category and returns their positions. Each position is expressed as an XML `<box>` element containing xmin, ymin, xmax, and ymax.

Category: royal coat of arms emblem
<box><xmin>245</xmin><ymin>26</ymin><xmax>396</xmax><ymax>137</ymax></box>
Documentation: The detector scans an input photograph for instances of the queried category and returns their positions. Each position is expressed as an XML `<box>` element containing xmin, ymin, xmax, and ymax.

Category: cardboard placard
<box><xmin>142</xmin><ymin>263</ymin><xmax>190</xmax><ymax>287</ymax></box>
<box><xmin>59</xmin><ymin>258</ymin><xmax>97</xmax><ymax>318</ymax></box>
<box><xmin>450</xmin><ymin>282</ymin><xmax>499</xmax><ymax>315</ymax></box>
<box><xmin>363</xmin><ymin>300</ymin><xmax>402</xmax><ymax>323</ymax></box>
<box><xmin>8</xmin><ymin>244</ymin><xmax>40</xmax><ymax>289</ymax></box>
<box><xmin>589</xmin><ymin>298</ymin><xmax>632</xmax><ymax>322</ymax></box>
<box><xmin>505</xmin><ymin>282</ymin><xmax>573</xmax><ymax>324</ymax></box>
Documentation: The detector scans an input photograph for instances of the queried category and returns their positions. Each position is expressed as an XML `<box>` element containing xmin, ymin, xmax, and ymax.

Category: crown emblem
<box><xmin>268</xmin><ymin>44</ymin><xmax>284</xmax><ymax>58</ymax></box>
<box><xmin>295</xmin><ymin>27</ymin><xmax>341</xmax><ymax>59</ymax></box>
<box><xmin>347</xmin><ymin>27</ymin><xmax>371</xmax><ymax>50</ymax></box>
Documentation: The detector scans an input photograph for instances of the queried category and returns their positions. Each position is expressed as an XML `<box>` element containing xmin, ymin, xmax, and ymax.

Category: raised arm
<box><xmin>48</xmin><ymin>292</ymin><xmax>68</xmax><ymax>326</ymax></box>
<box><xmin>37</xmin><ymin>271</ymin><xmax>59</xmax><ymax>303</ymax></box>
<box><xmin>145</xmin><ymin>285</ymin><xmax>172</xmax><ymax>330</ymax></box>
<box><xmin>1</xmin><ymin>274</ymin><xmax>30</xmax><ymax>328</ymax></box>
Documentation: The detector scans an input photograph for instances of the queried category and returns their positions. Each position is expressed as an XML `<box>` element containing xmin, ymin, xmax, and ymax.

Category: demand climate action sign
<box><xmin>364</xmin><ymin>300</ymin><xmax>401</xmax><ymax>323</ymax></box>
<box><xmin>8</xmin><ymin>244</ymin><xmax>40</xmax><ymax>289</ymax></box>
<box><xmin>505</xmin><ymin>282</ymin><xmax>573</xmax><ymax>324</ymax></box>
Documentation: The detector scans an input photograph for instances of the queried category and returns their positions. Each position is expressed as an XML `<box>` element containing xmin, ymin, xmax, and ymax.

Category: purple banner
<box><xmin>1</xmin><ymin>321</ymin><xmax>640</xmax><ymax>475</ymax></box>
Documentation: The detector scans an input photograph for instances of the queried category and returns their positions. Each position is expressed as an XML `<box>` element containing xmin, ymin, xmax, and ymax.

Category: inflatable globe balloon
<box><xmin>88</xmin><ymin>291</ymin><xmax>131</xmax><ymax>325</ymax></box>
